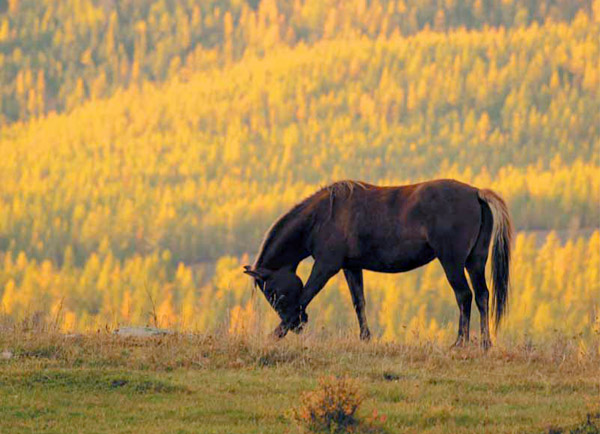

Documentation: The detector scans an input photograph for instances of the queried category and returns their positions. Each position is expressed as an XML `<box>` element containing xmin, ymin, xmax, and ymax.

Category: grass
<box><xmin>0</xmin><ymin>328</ymin><xmax>598</xmax><ymax>433</ymax></box>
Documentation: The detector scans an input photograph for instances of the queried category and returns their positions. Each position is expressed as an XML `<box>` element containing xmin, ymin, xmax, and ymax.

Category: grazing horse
<box><xmin>244</xmin><ymin>179</ymin><xmax>512</xmax><ymax>348</ymax></box>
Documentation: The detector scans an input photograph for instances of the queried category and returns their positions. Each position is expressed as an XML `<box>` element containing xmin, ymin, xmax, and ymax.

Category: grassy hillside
<box><xmin>0</xmin><ymin>330</ymin><xmax>598</xmax><ymax>433</ymax></box>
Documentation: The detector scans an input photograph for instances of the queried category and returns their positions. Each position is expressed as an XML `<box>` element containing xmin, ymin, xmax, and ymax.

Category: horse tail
<box><xmin>477</xmin><ymin>189</ymin><xmax>513</xmax><ymax>330</ymax></box>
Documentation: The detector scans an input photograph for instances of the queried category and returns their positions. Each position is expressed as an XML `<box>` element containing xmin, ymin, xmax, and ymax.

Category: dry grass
<box><xmin>1</xmin><ymin>325</ymin><xmax>597</xmax><ymax>373</ymax></box>
<box><xmin>0</xmin><ymin>318</ymin><xmax>598</xmax><ymax>433</ymax></box>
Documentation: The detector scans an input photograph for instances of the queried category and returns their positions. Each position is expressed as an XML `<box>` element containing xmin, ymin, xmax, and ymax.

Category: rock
<box><xmin>1</xmin><ymin>350</ymin><xmax>13</xmax><ymax>360</ymax></box>
<box><xmin>113</xmin><ymin>326</ymin><xmax>173</xmax><ymax>337</ymax></box>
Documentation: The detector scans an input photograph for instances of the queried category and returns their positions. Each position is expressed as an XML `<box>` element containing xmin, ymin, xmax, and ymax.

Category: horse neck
<box><xmin>254</xmin><ymin>212</ymin><xmax>309</xmax><ymax>271</ymax></box>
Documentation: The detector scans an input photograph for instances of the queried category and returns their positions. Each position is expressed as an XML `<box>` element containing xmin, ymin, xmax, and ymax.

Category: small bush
<box><xmin>293</xmin><ymin>376</ymin><xmax>364</xmax><ymax>433</ymax></box>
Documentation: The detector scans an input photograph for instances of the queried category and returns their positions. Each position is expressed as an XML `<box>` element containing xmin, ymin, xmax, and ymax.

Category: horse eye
<box><xmin>264</xmin><ymin>282</ymin><xmax>275</xmax><ymax>298</ymax></box>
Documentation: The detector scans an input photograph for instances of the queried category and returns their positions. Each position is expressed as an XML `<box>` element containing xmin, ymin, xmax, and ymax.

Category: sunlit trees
<box><xmin>0</xmin><ymin>15</ymin><xmax>598</xmax><ymax>264</ymax></box>
<box><xmin>0</xmin><ymin>231</ymin><xmax>597</xmax><ymax>343</ymax></box>
<box><xmin>0</xmin><ymin>0</ymin><xmax>596</xmax><ymax>347</ymax></box>
<box><xmin>0</xmin><ymin>0</ymin><xmax>594</xmax><ymax>125</ymax></box>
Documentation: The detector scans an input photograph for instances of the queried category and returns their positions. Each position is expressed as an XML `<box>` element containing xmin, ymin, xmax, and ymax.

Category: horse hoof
<box><xmin>291</xmin><ymin>323</ymin><xmax>305</xmax><ymax>335</ymax></box>
<box><xmin>360</xmin><ymin>330</ymin><xmax>371</xmax><ymax>341</ymax></box>
<box><xmin>450</xmin><ymin>339</ymin><xmax>468</xmax><ymax>349</ymax></box>
<box><xmin>287</xmin><ymin>310</ymin><xmax>308</xmax><ymax>334</ymax></box>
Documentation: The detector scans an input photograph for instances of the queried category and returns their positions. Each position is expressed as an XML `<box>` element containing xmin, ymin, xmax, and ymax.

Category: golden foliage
<box><xmin>0</xmin><ymin>0</ymin><xmax>589</xmax><ymax>124</ymax></box>
<box><xmin>0</xmin><ymin>18</ymin><xmax>597</xmax><ymax>264</ymax></box>
<box><xmin>0</xmin><ymin>1</ymin><xmax>597</xmax><ymax>346</ymax></box>
<box><xmin>0</xmin><ymin>231</ymin><xmax>598</xmax><ymax>346</ymax></box>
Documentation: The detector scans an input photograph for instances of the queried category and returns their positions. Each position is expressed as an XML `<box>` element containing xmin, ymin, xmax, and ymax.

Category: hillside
<box><xmin>0</xmin><ymin>331</ymin><xmax>598</xmax><ymax>433</ymax></box>
<box><xmin>0</xmin><ymin>0</ymin><xmax>593</xmax><ymax>124</ymax></box>
<box><xmin>0</xmin><ymin>17</ymin><xmax>598</xmax><ymax>264</ymax></box>
<box><xmin>0</xmin><ymin>0</ymin><xmax>598</xmax><ymax>342</ymax></box>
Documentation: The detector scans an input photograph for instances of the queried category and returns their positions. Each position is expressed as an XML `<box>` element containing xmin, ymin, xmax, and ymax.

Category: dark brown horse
<box><xmin>244</xmin><ymin>179</ymin><xmax>512</xmax><ymax>348</ymax></box>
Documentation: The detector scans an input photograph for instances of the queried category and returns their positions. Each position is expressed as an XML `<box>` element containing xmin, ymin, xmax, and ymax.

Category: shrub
<box><xmin>293</xmin><ymin>376</ymin><xmax>364</xmax><ymax>433</ymax></box>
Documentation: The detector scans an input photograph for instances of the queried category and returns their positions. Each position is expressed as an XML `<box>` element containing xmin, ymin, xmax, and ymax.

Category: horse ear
<box><xmin>243</xmin><ymin>266</ymin><xmax>272</xmax><ymax>282</ymax></box>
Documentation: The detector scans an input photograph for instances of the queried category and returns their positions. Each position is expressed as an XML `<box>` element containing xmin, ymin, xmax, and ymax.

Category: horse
<box><xmin>243</xmin><ymin>179</ymin><xmax>512</xmax><ymax>349</ymax></box>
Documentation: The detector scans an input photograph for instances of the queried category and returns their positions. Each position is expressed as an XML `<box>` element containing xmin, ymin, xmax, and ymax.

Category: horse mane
<box><xmin>253</xmin><ymin>180</ymin><xmax>369</xmax><ymax>268</ymax></box>
<box><xmin>324</xmin><ymin>180</ymin><xmax>369</xmax><ymax>195</ymax></box>
<box><xmin>323</xmin><ymin>180</ymin><xmax>369</xmax><ymax>219</ymax></box>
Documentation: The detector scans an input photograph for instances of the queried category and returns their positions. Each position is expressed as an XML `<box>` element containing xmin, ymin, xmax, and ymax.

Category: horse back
<box><xmin>307</xmin><ymin>179</ymin><xmax>482</xmax><ymax>271</ymax></box>
<box><xmin>327</xmin><ymin>179</ymin><xmax>479</xmax><ymax>234</ymax></box>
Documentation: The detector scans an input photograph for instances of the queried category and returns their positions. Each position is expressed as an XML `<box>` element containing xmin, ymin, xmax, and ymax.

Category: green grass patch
<box><xmin>0</xmin><ymin>332</ymin><xmax>597</xmax><ymax>433</ymax></box>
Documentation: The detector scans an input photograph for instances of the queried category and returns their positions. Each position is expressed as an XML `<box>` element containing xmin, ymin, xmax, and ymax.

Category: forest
<box><xmin>0</xmin><ymin>0</ymin><xmax>598</xmax><ymax>344</ymax></box>
<box><xmin>0</xmin><ymin>0</ymin><xmax>593</xmax><ymax>124</ymax></box>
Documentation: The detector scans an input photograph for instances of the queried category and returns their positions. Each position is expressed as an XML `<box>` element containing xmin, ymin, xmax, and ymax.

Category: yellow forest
<box><xmin>0</xmin><ymin>0</ymin><xmax>598</xmax><ymax>348</ymax></box>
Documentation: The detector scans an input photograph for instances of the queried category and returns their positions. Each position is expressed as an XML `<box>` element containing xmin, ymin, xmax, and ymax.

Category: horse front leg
<box><xmin>298</xmin><ymin>260</ymin><xmax>340</xmax><ymax>312</ymax></box>
<box><xmin>343</xmin><ymin>268</ymin><xmax>371</xmax><ymax>341</ymax></box>
<box><xmin>273</xmin><ymin>260</ymin><xmax>339</xmax><ymax>337</ymax></box>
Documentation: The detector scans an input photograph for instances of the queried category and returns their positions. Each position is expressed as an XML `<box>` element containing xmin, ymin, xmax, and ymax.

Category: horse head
<box><xmin>243</xmin><ymin>265</ymin><xmax>306</xmax><ymax>330</ymax></box>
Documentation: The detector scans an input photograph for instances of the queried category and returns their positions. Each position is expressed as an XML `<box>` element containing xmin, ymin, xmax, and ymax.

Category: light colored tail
<box><xmin>478</xmin><ymin>189</ymin><xmax>513</xmax><ymax>329</ymax></box>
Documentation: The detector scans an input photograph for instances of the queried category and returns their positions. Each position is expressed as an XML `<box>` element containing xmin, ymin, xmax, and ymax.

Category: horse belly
<box><xmin>345</xmin><ymin>240</ymin><xmax>436</xmax><ymax>273</ymax></box>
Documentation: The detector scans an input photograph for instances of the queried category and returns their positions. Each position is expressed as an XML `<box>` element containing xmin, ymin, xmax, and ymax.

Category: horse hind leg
<box><xmin>466</xmin><ymin>201</ymin><xmax>494</xmax><ymax>349</ymax></box>
<box><xmin>429</xmin><ymin>199</ymin><xmax>482</xmax><ymax>347</ymax></box>
<box><xmin>439</xmin><ymin>258</ymin><xmax>473</xmax><ymax>347</ymax></box>
<box><xmin>466</xmin><ymin>258</ymin><xmax>492</xmax><ymax>350</ymax></box>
